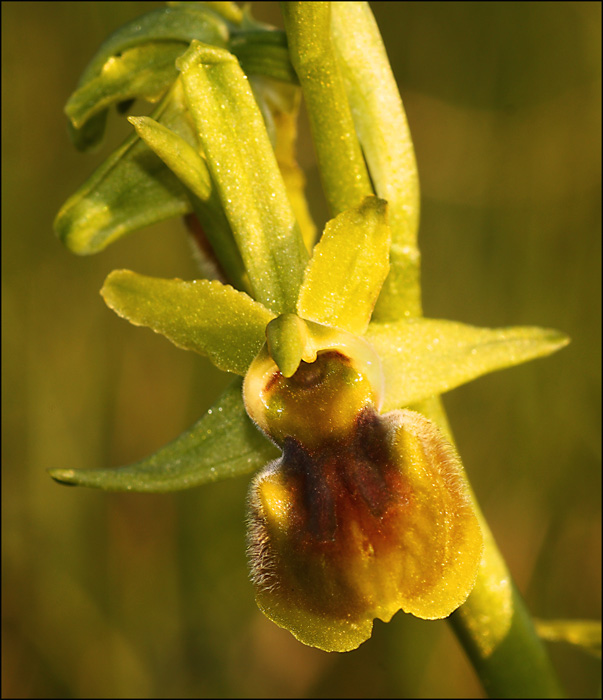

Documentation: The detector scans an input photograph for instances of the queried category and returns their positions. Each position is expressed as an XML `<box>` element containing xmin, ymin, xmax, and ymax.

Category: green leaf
<box><xmin>331</xmin><ymin>2</ymin><xmax>421</xmax><ymax>321</ymax></box>
<box><xmin>297</xmin><ymin>197</ymin><xmax>390</xmax><ymax>335</ymax></box>
<box><xmin>229</xmin><ymin>30</ymin><xmax>299</xmax><ymax>84</ymax></box>
<box><xmin>177</xmin><ymin>42</ymin><xmax>308</xmax><ymax>315</ymax></box>
<box><xmin>365</xmin><ymin>319</ymin><xmax>570</xmax><ymax>411</ymax></box>
<box><xmin>48</xmin><ymin>379</ymin><xmax>279</xmax><ymax>492</ymax></box>
<box><xmin>66</xmin><ymin>43</ymin><xmax>185</xmax><ymax>130</ymax></box>
<box><xmin>535</xmin><ymin>619</ymin><xmax>601</xmax><ymax>658</ymax></box>
<box><xmin>67</xmin><ymin>4</ymin><xmax>230</xmax><ymax>150</ymax></box>
<box><xmin>101</xmin><ymin>270</ymin><xmax>275</xmax><ymax>375</ymax></box>
<box><xmin>55</xmin><ymin>80</ymin><xmax>196</xmax><ymax>255</ymax></box>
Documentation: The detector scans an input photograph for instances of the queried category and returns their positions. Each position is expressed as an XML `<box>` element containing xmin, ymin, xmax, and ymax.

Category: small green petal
<box><xmin>101</xmin><ymin>270</ymin><xmax>275</xmax><ymax>375</ymax></box>
<box><xmin>127</xmin><ymin>115</ymin><xmax>247</xmax><ymax>289</ymax></box>
<box><xmin>366</xmin><ymin>318</ymin><xmax>570</xmax><ymax>411</ymax></box>
<box><xmin>49</xmin><ymin>379</ymin><xmax>278</xmax><ymax>492</ymax></box>
<box><xmin>297</xmin><ymin>197</ymin><xmax>390</xmax><ymax>335</ymax></box>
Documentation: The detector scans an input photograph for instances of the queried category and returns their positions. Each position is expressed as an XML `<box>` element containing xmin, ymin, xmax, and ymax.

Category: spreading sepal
<box><xmin>366</xmin><ymin>319</ymin><xmax>570</xmax><ymax>410</ymax></box>
<box><xmin>101</xmin><ymin>270</ymin><xmax>274</xmax><ymax>375</ymax></box>
<box><xmin>48</xmin><ymin>379</ymin><xmax>279</xmax><ymax>492</ymax></box>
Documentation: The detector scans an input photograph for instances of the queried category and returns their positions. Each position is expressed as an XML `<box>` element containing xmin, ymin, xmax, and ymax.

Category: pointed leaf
<box><xmin>101</xmin><ymin>270</ymin><xmax>275</xmax><ymax>375</ymax></box>
<box><xmin>229</xmin><ymin>30</ymin><xmax>298</xmax><ymax>84</ymax></box>
<box><xmin>365</xmin><ymin>319</ymin><xmax>570</xmax><ymax>411</ymax></box>
<box><xmin>48</xmin><ymin>379</ymin><xmax>279</xmax><ymax>492</ymax></box>
<box><xmin>55</xmin><ymin>81</ymin><xmax>196</xmax><ymax>255</ymax></box>
<box><xmin>177</xmin><ymin>41</ymin><xmax>308</xmax><ymax>314</ymax></box>
<box><xmin>67</xmin><ymin>4</ymin><xmax>230</xmax><ymax>150</ymax></box>
<box><xmin>297</xmin><ymin>197</ymin><xmax>390</xmax><ymax>335</ymax></box>
<box><xmin>66</xmin><ymin>43</ymin><xmax>185</xmax><ymax>130</ymax></box>
<box><xmin>331</xmin><ymin>2</ymin><xmax>421</xmax><ymax>321</ymax></box>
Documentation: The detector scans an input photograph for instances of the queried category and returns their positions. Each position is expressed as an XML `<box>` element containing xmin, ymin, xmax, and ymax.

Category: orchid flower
<box><xmin>49</xmin><ymin>2</ymin><xmax>568</xmax><ymax>691</ymax></box>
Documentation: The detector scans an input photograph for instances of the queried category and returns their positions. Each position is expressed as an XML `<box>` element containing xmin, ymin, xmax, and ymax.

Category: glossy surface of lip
<box><xmin>243</xmin><ymin>319</ymin><xmax>384</xmax><ymax>445</ymax></box>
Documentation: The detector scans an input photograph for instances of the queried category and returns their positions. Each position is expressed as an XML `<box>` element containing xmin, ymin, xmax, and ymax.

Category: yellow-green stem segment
<box><xmin>280</xmin><ymin>2</ymin><xmax>373</xmax><ymax>216</ymax></box>
<box><xmin>419</xmin><ymin>397</ymin><xmax>563</xmax><ymax>698</ymax></box>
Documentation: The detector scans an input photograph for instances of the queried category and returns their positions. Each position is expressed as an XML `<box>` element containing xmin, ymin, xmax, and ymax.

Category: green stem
<box><xmin>330</xmin><ymin>1</ymin><xmax>421</xmax><ymax>321</ymax></box>
<box><xmin>451</xmin><ymin>573</ymin><xmax>565</xmax><ymax>698</ymax></box>
<box><xmin>280</xmin><ymin>1</ymin><xmax>373</xmax><ymax>216</ymax></box>
<box><xmin>419</xmin><ymin>397</ymin><xmax>564</xmax><ymax>698</ymax></box>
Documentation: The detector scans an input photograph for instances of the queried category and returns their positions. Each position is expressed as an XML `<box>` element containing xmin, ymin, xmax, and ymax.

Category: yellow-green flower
<box><xmin>49</xmin><ymin>4</ymin><xmax>568</xmax><ymax>656</ymax></box>
<box><xmin>50</xmin><ymin>191</ymin><xmax>563</xmax><ymax>651</ymax></box>
<box><xmin>244</xmin><ymin>327</ymin><xmax>483</xmax><ymax>651</ymax></box>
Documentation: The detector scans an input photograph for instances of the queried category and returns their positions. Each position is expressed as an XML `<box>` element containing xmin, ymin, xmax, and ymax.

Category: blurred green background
<box><xmin>2</xmin><ymin>2</ymin><xmax>600</xmax><ymax>697</ymax></box>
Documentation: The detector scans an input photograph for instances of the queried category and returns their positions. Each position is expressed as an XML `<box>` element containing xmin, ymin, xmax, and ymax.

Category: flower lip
<box><xmin>247</xmin><ymin>405</ymin><xmax>484</xmax><ymax>652</ymax></box>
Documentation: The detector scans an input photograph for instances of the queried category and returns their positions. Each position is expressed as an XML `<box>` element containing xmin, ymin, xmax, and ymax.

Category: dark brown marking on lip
<box><xmin>278</xmin><ymin>408</ymin><xmax>409</xmax><ymax>548</ymax></box>
<box><xmin>283</xmin><ymin>438</ymin><xmax>337</xmax><ymax>541</ymax></box>
<box><xmin>248</xmin><ymin>404</ymin><xmax>484</xmax><ymax>629</ymax></box>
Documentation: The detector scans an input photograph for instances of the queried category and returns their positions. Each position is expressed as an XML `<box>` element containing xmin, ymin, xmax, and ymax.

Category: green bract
<box><xmin>50</xmin><ymin>0</ymin><xmax>569</xmax><ymax>670</ymax></box>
